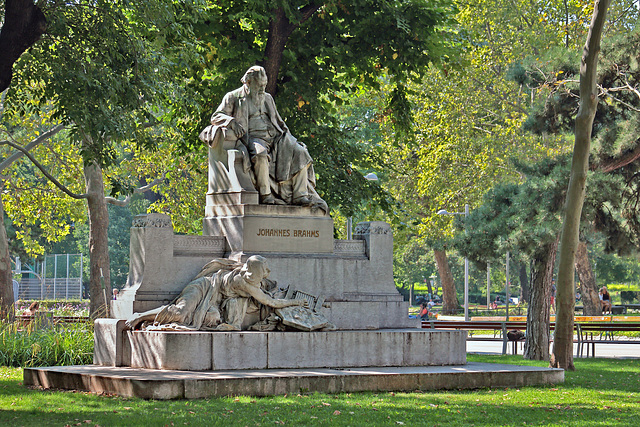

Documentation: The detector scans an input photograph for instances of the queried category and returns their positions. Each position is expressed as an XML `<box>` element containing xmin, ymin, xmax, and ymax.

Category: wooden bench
<box><xmin>576</xmin><ymin>322</ymin><xmax>640</xmax><ymax>357</ymax></box>
<box><xmin>422</xmin><ymin>320</ymin><xmax>532</xmax><ymax>355</ymax></box>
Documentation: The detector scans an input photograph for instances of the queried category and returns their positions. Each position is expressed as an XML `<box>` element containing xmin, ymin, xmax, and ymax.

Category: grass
<box><xmin>0</xmin><ymin>354</ymin><xmax>638</xmax><ymax>426</ymax></box>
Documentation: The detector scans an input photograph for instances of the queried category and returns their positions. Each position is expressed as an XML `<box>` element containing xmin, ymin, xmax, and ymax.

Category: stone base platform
<box><xmin>94</xmin><ymin>321</ymin><xmax>466</xmax><ymax>371</ymax></box>
<box><xmin>23</xmin><ymin>363</ymin><xmax>564</xmax><ymax>400</ymax></box>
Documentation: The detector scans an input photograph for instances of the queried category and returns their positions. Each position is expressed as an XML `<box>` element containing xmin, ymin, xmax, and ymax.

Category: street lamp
<box><xmin>437</xmin><ymin>204</ymin><xmax>470</xmax><ymax>321</ymax></box>
<box><xmin>347</xmin><ymin>172</ymin><xmax>379</xmax><ymax>239</ymax></box>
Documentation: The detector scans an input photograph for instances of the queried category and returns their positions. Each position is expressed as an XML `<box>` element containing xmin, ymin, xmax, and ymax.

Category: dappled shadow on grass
<box><xmin>3</xmin><ymin>388</ymin><xmax>638</xmax><ymax>427</ymax></box>
<box><xmin>0</xmin><ymin>359</ymin><xmax>639</xmax><ymax>426</ymax></box>
<box><xmin>468</xmin><ymin>353</ymin><xmax>640</xmax><ymax>394</ymax></box>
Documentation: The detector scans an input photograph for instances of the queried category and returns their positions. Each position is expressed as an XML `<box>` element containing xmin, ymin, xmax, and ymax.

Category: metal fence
<box><xmin>16</xmin><ymin>254</ymin><xmax>84</xmax><ymax>300</ymax></box>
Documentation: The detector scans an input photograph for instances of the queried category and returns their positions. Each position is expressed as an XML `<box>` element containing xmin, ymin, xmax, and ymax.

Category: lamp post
<box><xmin>437</xmin><ymin>204</ymin><xmax>470</xmax><ymax>321</ymax></box>
<box><xmin>347</xmin><ymin>172</ymin><xmax>379</xmax><ymax>239</ymax></box>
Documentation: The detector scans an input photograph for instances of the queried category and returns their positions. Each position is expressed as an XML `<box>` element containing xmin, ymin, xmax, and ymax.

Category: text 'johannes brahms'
<box><xmin>256</xmin><ymin>228</ymin><xmax>320</xmax><ymax>238</ymax></box>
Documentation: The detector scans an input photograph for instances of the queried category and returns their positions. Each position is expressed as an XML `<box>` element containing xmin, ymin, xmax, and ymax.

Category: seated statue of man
<box><xmin>125</xmin><ymin>255</ymin><xmax>306</xmax><ymax>331</ymax></box>
<box><xmin>208</xmin><ymin>65</ymin><xmax>328</xmax><ymax>212</ymax></box>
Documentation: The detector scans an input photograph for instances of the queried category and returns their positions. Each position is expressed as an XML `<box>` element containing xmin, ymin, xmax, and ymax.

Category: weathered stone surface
<box><xmin>93</xmin><ymin>319</ymin><xmax>127</xmax><ymax>367</ymax></box>
<box><xmin>24</xmin><ymin>363</ymin><xmax>565</xmax><ymax>400</ymax></box>
<box><xmin>113</xmin><ymin>214</ymin><xmax>413</xmax><ymax>330</ymax></box>
<box><xmin>111</xmin><ymin>214</ymin><xmax>226</xmax><ymax>319</ymax></box>
<box><xmin>203</xmin><ymin>205</ymin><xmax>334</xmax><ymax>254</ymax></box>
<box><xmin>129</xmin><ymin>331</ymin><xmax>213</xmax><ymax>371</ymax></box>
<box><xmin>211</xmin><ymin>333</ymin><xmax>267</xmax><ymax>370</ymax></box>
<box><xmin>94</xmin><ymin>321</ymin><xmax>464</xmax><ymax>371</ymax></box>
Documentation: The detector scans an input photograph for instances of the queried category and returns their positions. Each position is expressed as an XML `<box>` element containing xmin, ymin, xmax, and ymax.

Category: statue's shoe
<box><xmin>293</xmin><ymin>196</ymin><xmax>312</xmax><ymax>206</ymax></box>
<box><xmin>260</xmin><ymin>194</ymin><xmax>277</xmax><ymax>204</ymax></box>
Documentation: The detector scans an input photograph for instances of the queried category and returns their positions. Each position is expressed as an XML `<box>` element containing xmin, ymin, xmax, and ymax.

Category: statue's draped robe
<box><xmin>153</xmin><ymin>259</ymin><xmax>242</xmax><ymax>330</ymax></box>
<box><xmin>210</xmin><ymin>86</ymin><xmax>314</xmax><ymax>184</ymax></box>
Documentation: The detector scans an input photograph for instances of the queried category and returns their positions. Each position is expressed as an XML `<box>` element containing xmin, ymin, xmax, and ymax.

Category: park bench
<box><xmin>422</xmin><ymin>320</ymin><xmax>533</xmax><ymax>355</ymax></box>
<box><xmin>576</xmin><ymin>322</ymin><xmax>640</xmax><ymax>357</ymax></box>
<box><xmin>575</xmin><ymin>305</ymin><xmax>627</xmax><ymax>314</ymax></box>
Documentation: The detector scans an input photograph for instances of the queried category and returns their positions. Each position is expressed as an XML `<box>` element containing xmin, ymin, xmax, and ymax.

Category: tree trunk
<box><xmin>84</xmin><ymin>162</ymin><xmax>111</xmax><ymax>317</ymax></box>
<box><xmin>0</xmin><ymin>0</ymin><xmax>47</xmax><ymax>92</ymax></box>
<box><xmin>552</xmin><ymin>0</ymin><xmax>610</xmax><ymax>371</ymax></box>
<box><xmin>426</xmin><ymin>279</ymin><xmax>433</xmax><ymax>297</ymax></box>
<box><xmin>434</xmin><ymin>249</ymin><xmax>460</xmax><ymax>315</ymax></box>
<box><xmin>262</xmin><ymin>5</ymin><xmax>320</xmax><ymax>95</ymax></box>
<box><xmin>520</xmin><ymin>263</ymin><xmax>530</xmax><ymax>303</ymax></box>
<box><xmin>0</xmin><ymin>184</ymin><xmax>15</xmax><ymax>320</ymax></box>
<box><xmin>523</xmin><ymin>240</ymin><xmax>558</xmax><ymax>361</ymax></box>
<box><xmin>575</xmin><ymin>241</ymin><xmax>600</xmax><ymax>315</ymax></box>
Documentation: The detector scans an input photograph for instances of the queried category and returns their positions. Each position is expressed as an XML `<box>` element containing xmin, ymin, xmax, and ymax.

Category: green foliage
<box><xmin>2</xmin><ymin>356</ymin><xmax>640</xmax><ymax>425</ymax></box>
<box><xmin>455</xmin><ymin>154</ymin><xmax>636</xmax><ymax>269</ymax></box>
<box><xmin>0</xmin><ymin>322</ymin><xmax>93</xmax><ymax>367</ymax></box>
<box><xmin>518</xmin><ymin>24</ymin><xmax>640</xmax><ymax>256</ymax></box>
<box><xmin>181</xmin><ymin>0</ymin><xmax>459</xmax><ymax>215</ymax></box>
<box><xmin>1</xmin><ymin>122</ymin><xmax>87</xmax><ymax>257</ymax></box>
<box><xmin>6</xmin><ymin>0</ymin><xmax>204</xmax><ymax>167</ymax></box>
<box><xmin>379</xmin><ymin>0</ymin><xmax>585</xmax><ymax>251</ymax></box>
<box><xmin>393</xmin><ymin>238</ymin><xmax>437</xmax><ymax>291</ymax></box>
<box><xmin>15</xmin><ymin>300</ymin><xmax>89</xmax><ymax>316</ymax></box>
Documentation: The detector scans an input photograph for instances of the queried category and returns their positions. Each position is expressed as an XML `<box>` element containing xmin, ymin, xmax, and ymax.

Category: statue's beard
<box><xmin>249</xmin><ymin>91</ymin><xmax>265</xmax><ymax>106</ymax></box>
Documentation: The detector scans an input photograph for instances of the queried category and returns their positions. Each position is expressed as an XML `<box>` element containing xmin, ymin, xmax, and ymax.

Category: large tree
<box><xmin>552</xmin><ymin>0</ymin><xmax>611</xmax><ymax>370</ymax></box>
<box><xmin>0</xmin><ymin>0</ymin><xmax>47</xmax><ymax>92</ymax></box>
<box><xmin>2</xmin><ymin>0</ymin><xmax>203</xmax><ymax>315</ymax></box>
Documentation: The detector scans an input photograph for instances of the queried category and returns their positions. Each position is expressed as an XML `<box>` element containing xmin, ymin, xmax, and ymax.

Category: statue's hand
<box><xmin>229</xmin><ymin>120</ymin><xmax>245</xmax><ymax>139</ymax></box>
<box><xmin>295</xmin><ymin>299</ymin><xmax>309</xmax><ymax>308</ymax></box>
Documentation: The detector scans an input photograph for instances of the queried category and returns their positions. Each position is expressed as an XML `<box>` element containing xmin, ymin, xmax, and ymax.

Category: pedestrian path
<box><xmin>466</xmin><ymin>340</ymin><xmax>640</xmax><ymax>358</ymax></box>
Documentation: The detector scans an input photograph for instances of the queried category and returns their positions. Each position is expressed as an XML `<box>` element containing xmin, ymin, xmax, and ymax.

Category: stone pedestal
<box><xmin>113</xmin><ymin>212</ymin><xmax>415</xmax><ymax>330</ymax></box>
<box><xmin>203</xmin><ymin>204</ymin><xmax>334</xmax><ymax>255</ymax></box>
<box><xmin>111</xmin><ymin>214</ymin><xmax>226</xmax><ymax>319</ymax></box>
<box><xmin>95</xmin><ymin>320</ymin><xmax>466</xmax><ymax>370</ymax></box>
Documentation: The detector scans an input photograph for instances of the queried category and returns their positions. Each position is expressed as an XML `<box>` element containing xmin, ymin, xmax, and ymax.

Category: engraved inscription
<box><xmin>256</xmin><ymin>228</ymin><xmax>320</xmax><ymax>238</ymax></box>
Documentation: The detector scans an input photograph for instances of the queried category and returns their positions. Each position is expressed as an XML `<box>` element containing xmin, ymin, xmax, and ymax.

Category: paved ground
<box><xmin>466</xmin><ymin>340</ymin><xmax>640</xmax><ymax>358</ymax></box>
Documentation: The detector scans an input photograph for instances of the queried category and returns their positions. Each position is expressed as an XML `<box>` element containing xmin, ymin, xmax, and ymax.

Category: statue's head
<box><xmin>241</xmin><ymin>66</ymin><xmax>267</xmax><ymax>85</ymax></box>
<box><xmin>241</xmin><ymin>66</ymin><xmax>268</xmax><ymax>101</ymax></box>
<box><xmin>241</xmin><ymin>255</ymin><xmax>270</xmax><ymax>284</ymax></box>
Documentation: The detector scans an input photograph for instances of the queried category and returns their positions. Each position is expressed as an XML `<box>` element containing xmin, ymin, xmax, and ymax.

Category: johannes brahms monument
<box><xmin>27</xmin><ymin>67</ymin><xmax>476</xmax><ymax>398</ymax></box>
<box><xmin>111</xmin><ymin>65</ymin><xmax>417</xmax><ymax>331</ymax></box>
<box><xmin>24</xmin><ymin>67</ymin><xmax>563</xmax><ymax>398</ymax></box>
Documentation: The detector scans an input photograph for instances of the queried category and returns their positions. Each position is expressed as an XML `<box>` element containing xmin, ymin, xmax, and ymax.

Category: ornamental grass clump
<box><xmin>0</xmin><ymin>320</ymin><xmax>93</xmax><ymax>367</ymax></box>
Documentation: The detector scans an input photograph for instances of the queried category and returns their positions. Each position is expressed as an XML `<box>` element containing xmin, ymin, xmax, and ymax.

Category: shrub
<box><xmin>0</xmin><ymin>321</ymin><xmax>93</xmax><ymax>367</ymax></box>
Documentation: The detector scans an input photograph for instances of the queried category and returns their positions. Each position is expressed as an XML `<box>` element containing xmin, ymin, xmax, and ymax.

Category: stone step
<box><xmin>24</xmin><ymin>363</ymin><xmax>564</xmax><ymax>400</ymax></box>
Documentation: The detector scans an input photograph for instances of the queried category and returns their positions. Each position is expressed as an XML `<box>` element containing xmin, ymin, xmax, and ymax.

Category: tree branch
<box><xmin>0</xmin><ymin>124</ymin><xmax>66</xmax><ymax>172</ymax></box>
<box><xmin>592</xmin><ymin>139</ymin><xmax>640</xmax><ymax>173</ymax></box>
<box><xmin>0</xmin><ymin>139</ymin><xmax>89</xmax><ymax>199</ymax></box>
<box><xmin>104</xmin><ymin>173</ymin><xmax>166</xmax><ymax>206</ymax></box>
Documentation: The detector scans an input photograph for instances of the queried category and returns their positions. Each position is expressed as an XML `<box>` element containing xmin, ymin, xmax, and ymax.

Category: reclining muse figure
<box><xmin>125</xmin><ymin>255</ymin><xmax>306</xmax><ymax>331</ymax></box>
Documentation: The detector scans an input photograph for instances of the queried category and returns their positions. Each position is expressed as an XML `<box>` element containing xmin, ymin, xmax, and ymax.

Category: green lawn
<box><xmin>1</xmin><ymin>355</ymin><xmax>638</xmax><ymax>426</ymax></box>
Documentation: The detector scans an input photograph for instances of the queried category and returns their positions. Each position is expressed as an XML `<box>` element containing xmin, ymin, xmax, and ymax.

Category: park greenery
<box><xmin>1</xmin><ymin>0</ymin><xmax>640</xmax><ymax>370</ymax></box>
<box><xmin>0</xmin><ymin>321</ymin><xmax>92</xmax><ymax>367</ymax></box>
<box><xmin>0</xmin><ymin>355</ymin><xmax>639</xmax><ymax>425</ymax></box>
